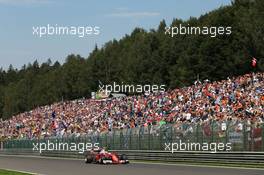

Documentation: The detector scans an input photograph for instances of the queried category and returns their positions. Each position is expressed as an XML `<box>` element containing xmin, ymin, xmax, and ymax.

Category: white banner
<box><xmin>229</xmin><ymin>132</ymin><xmax>243</xmax><ymax>143</ymax></box>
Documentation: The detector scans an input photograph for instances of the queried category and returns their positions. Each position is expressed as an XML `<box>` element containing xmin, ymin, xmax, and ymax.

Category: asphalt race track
<box><xmin>0</xmin><ymin>155</ymin><xmax>263</xmax><ymax>175</ymax></box>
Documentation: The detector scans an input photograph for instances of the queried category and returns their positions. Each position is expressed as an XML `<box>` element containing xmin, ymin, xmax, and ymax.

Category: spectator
<box><xmin>0</xmin><ymin>72</ymin><xmax>263</xmax><ymax>140</ymax></box>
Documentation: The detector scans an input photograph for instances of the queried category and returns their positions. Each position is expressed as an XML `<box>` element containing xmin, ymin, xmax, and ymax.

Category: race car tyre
<box><xmin>99</xmin><ymin>158</ymin><xmax>104</xmax><ymax>164</ymax></box>
<box><xmin>120</xmin><ymin>154</ymin><xmax>128</xmax><ymax>160</ymax></box>
<box><xmin>119</xmin><ymin>154</ymin><xmax>129</xmax><ymax>164</ymax></box>
<box><xmin>85</xmin><ymin>154</ymin><xmax>93</xmax><ymax>163</ymax></box>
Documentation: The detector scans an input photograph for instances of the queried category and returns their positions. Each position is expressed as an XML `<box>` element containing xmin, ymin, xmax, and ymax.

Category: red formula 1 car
<box><xmin>84</xmin><ymin>149</ymin><xmax>129</xmax><ymax>164</ymax></box>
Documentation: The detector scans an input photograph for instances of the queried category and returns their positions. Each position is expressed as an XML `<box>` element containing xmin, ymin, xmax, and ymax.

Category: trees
<box><xmin>0</xmin><ymin>1</ymin><xmax>263</xmax><ymax>119</ymax></box>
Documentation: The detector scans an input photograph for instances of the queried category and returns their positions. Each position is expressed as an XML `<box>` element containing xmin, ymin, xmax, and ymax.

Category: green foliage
<box><xmin>0</xmin><ymin>169</ymin><xmax>32</xmax><ymax>175</ymax></box>
<box><xmin>0</xmin><ymin>0</ymin><xmax>263</xmax><ymax>119</ymax></box>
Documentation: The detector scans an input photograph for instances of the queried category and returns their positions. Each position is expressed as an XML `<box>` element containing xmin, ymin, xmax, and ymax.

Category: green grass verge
<box><xmin>0</xmin><ymin>169</ymin><xmax>32</xmax><ymax>175</ymax></box>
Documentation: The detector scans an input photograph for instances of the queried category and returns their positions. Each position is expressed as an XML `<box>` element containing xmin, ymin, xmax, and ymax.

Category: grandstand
<box><xmin>0</xmin><ymin>72</ymin><xmax>263</xmax><ymax>142</ymax></box>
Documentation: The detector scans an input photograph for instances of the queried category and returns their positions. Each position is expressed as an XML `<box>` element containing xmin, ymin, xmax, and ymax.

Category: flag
<box><xmin>252</xmin><ymin>57</ymin><xmax>257</xmax><ymax>67</ymax></box>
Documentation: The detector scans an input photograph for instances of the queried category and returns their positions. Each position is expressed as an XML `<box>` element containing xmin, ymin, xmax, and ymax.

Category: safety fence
<box><xmin>1</xmin><ymin>121</ymin><xmax>264</xmax><ymax>152</ymax></box>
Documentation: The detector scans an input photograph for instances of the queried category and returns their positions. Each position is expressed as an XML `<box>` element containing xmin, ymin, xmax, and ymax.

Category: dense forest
<box><xmin>0</xmin><ymin>0</ymin><xmax>263</xmax><ymax>119</ymax></box>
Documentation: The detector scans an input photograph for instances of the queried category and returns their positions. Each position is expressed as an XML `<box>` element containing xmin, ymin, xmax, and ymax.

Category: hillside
<box><xmin>0</xmin><ymin>0</ymin><xmax>263</xmax><ymax>119</ymax></box>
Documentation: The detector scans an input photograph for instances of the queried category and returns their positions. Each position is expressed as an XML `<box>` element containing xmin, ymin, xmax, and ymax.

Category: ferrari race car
<box><xmin>84</xmin><ymin>149</ymin><xmax>129</xmax><ymax>164</ymax></box>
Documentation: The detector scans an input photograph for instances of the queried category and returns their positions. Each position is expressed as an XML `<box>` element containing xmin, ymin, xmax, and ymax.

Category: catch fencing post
<box><xmin>262</xmin><ymin>123</ymin><xmax>264</xmax><ymax>151</ymax></box>
<box><xmin>243</xmin><ymin>121</ymin><xmax>246</xmax><ymax>151</ymax></box>
<box><xmin>170</xmin><ymin>125</ymin><xmax>173</xmax><ymax>145</ymax></box>
<box><xmin>120</xmin><ymin>131</ymin><xmax>122</xmax><ymax>150</ymax></box>
<box><xmin>148</xmin><ymin>125</ymin><xmax>151</xmax><ymax>150</ymax></box>
<box><xmin>211</xmin><ymin>120</ymin><xmax>214</xmax><ymax>143</ymax></box>
<box><xmin>112</xmin><ymin>130</ymin><xmax>115</xmax><ymax>150</ymax></box>
<box><xmin>128</xmin><ymin>129</ymin><xmax>131</xmax><ymax>150</ymax></box>
<box><xmin>196</xmin><ymin>123</ymin><xmax>198</xmax><ymax>143</ymax></box>
<box><xmin>138</xmin><ymin>127</ymin><xmax>142</xmax><ymax>150</ymax></box>
<box><xmin>0</xmin><ymin>141</ymin><xmax>3</xmax><ymax>150</ymax></box>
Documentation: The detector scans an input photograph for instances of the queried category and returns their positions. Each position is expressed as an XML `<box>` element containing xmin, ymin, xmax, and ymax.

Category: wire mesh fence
<box><xmin>1</xmin><ymin>121</ymin><xmax>264</xmax><ymax>152</ymax></box>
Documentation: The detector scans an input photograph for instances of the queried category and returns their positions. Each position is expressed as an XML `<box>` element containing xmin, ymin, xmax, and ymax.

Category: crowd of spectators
<box><xmin>0</xmin><ymin>72</ymin><xmax>263</xmax><ymax>140</ymax></box>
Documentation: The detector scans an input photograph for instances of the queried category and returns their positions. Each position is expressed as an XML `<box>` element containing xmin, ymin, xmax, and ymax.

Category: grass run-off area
<box><xmin>0</xmin><ymin>169</ymin><xmax>32</xmax><ymax>175</ymax></box>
